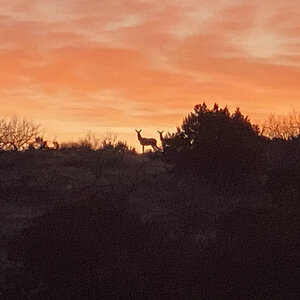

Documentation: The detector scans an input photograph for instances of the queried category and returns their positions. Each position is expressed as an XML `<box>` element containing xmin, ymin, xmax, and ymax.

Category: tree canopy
<box><xmin>165</xmin><ymin>103</ymin><xmax>264</xmax><ymax>193</ymax></box>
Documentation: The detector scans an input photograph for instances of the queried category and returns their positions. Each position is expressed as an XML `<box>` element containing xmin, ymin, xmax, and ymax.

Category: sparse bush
<box><xmin>60</xmin><ymin>132</ymin><xmax>100</xmax><ymax>151</ymax></box>
<box><xmin>101</xmin><ymin>135</ymin><xmax>136</xmax><ymax>153</ymax></box>
<box><xmin>262</xmin><ymin>111</ymin><xmax>300</xmax><ymax>140</ymax></box>
<box><xmin>60</xmin><ymin>133</ymin><xmax>136</xmax><ymax>154</ymax></box>
<box><xmin>0</xmin><ymin>116</ymin><xmax>41</xmax><ymax>151</ymax></box>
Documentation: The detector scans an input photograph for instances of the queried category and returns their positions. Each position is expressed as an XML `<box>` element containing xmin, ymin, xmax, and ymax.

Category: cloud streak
<box><xmin>0</xmin><ymin>0</ymin><xmax>299</xmax><ymax>148</ymax></box>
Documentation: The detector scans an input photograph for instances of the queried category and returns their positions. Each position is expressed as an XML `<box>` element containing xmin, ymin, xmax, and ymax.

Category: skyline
<box><xmin>1</xmin><ymin>0</ymin><xmax>300</xmax><ymax>148</ymax></box>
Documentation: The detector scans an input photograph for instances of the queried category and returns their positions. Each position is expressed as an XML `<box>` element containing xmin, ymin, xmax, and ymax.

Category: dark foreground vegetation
<box><xmin>0</xmin><ymin>104</ymin><xmax>299</xmax><ymax>299</ymax></box>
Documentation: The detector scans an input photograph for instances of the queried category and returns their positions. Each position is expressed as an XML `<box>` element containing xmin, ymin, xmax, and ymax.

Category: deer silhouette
<box><xmin>135</xmin><ymin>129</ymin><xmax>159</xmax><ymax>153</ymax></box>
<box><xmin>158</xmin><ymin>130</ymin><xmax>164</xmax><ymax>143</ymax></box>
<box><xmin>157</xmin><ymin>131</ymin><xmax>166</xmax><ymax>151</ymax></box>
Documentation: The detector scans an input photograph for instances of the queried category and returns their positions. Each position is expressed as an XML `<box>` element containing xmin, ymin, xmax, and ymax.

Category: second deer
<box><xmin>158</xmin><ymin>130</ymin><xmax>165</xmax><ymax>149</ymax></box>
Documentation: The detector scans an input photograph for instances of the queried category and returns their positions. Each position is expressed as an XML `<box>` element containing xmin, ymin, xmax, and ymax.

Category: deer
<box><xmin>135</xmin><ymin>129</ymin><xmax>159</xmax><ymax>153</ymax></box>
<box><xmin>157</xmin><ymin>130</ymin><xmax>165</xmax><ymax>151</ymax></box>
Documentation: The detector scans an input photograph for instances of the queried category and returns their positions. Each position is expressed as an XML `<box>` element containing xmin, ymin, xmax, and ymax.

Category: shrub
<box><xmin>165</xmin><ymin>103</ymin><xmax>265</xmax><ymax>193</ymax></box>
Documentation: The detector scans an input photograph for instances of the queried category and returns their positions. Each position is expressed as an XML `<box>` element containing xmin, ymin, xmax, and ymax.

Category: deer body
<box><xmin>135</xmin><ymin>130</ymin><xmax>159</xmax><ymax>153</ymax></box>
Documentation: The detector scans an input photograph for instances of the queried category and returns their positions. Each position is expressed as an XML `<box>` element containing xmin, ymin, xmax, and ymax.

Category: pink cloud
<box><xmin>0</xmin><ymin>0</ymin><xmax>300</xmax><ymax>144</ymax></box>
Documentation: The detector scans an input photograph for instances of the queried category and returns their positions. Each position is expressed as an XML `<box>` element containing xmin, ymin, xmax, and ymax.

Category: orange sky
<box><xmin>1</xmin><ymin>0</ymin><xmax>300</xmax><ymax>149</ymax></box>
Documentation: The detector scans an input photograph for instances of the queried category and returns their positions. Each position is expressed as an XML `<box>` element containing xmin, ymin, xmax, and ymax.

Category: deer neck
<box><xmin>137</xmin><ymin>132</ymin><xmax>142</xmax><ymax>141</ymax></box>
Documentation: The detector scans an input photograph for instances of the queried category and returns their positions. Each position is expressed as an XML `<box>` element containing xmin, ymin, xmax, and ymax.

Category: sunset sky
<box><xmin>1</xmin><ymin>0</ymin><xmax>300</xmax><ymax>148</ymax></box>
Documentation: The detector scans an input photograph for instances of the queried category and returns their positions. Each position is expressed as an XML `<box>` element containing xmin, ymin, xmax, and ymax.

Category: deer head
<box><xmin>157</xmin><ymin>131</ymin><xmax>164</xmax><ymax>141</ymax></box>
<box><xmin>135</xmin><ymin>129</ymin><xmax>142</xmax><ymax>140</ymax></box>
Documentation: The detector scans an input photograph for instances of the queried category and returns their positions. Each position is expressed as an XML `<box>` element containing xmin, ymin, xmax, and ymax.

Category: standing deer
<box><xmin>157</xmin><ymin>130</ymin><xmax>165</xmax><ymax>151</ymax></box>
<box><xmin>135</xmin><ymin>129</ymin><xmax>159</xmax><ymax>153</ymax></box>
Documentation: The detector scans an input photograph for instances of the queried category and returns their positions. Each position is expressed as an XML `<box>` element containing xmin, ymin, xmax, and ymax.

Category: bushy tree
<box><xmin>165</xmin><ymin>103</ymin><xmax>264</xmax><ymax>193</ymax></box>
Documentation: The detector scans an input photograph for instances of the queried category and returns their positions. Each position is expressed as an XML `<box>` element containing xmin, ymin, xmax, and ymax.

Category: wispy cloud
<box><xmin>0</xmin><ymin>0</ymin><xmax>299</xmax><ymax>147</ymax></box>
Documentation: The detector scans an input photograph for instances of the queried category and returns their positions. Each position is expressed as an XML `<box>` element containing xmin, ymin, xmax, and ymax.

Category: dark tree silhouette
<box><xmin>165</xmin><ymin>103</ymin><xmax>265</xmax><ymax>193</ymax></box>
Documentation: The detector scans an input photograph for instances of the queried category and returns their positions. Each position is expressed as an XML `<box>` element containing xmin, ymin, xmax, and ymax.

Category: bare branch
<box><xmin>0</xmin><ymin>116</ymin><xmax>41</xmax><ymax>151</ymax></box>
<box><xmin>262</xmin><ymin>111</ymin><xmax>300</xmax><ymax>140</ymax></box>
